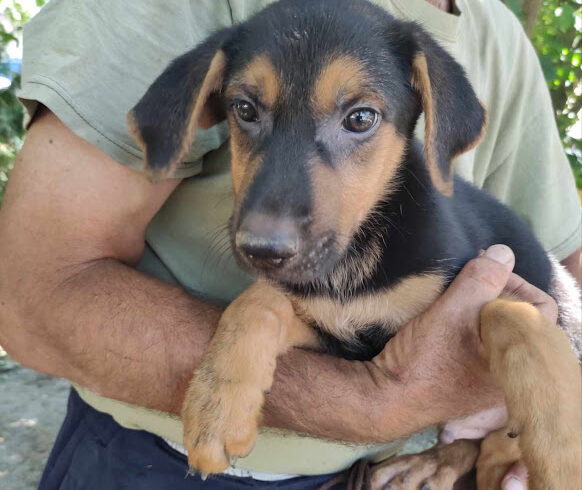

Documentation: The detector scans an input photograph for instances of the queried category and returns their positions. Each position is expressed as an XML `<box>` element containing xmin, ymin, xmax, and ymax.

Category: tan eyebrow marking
<box><xmin>226</xmin><ymin>54</ymin><xmax>280</xmax><ymax>109</ymax></box>
<box><xmin>312</xmin><ymin>55</ymin><xmax>384</xmax><ymax>114</ymax></box>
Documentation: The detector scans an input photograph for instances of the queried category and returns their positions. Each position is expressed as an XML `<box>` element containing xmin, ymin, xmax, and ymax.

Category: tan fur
<box><xmin>479</xmin><ymin>298</ymin><xmax>582</xmax><ymax>489</ymax></box>
<box><xmin>410</xmin><ymin>53</ymin><xmax>452</xmax><ymax>196</ymax></box>
<box><xmin>182</xmin><ymin>280</ymin><xmax>318</xmax><ymax>474</ymax></box>
<box><xmin>228</xmin><ymin>116</ymin><xmax>263</xmax><ymax>200</ymax></box>
<box><xmin>310</xmin><ymin>56</ymin><xmax>400</xmax><ymax>249</ymax></box>
<box><xmin>369</xmin><ymin>297</ymin><xmax>582</xmax><ymax>489</ymax></box>
<box><xmin>309</xmin><ymin>157</ymin><xmax>343</xmax><ymax>237</ymax></box>
<box><xmin>411</xmin><ymin>54</ymin><xmax>488</xmax><ymax>195</ymax></box>
<box><xmin>325</xmin><ymin>235</ymin><xmax>383</xmax><ymax>294</ymax></box>
<box><xmin>127</xmin><ymin>110</ymin><xmax>146</xmax><ymax>164</ymax></box>
<box><xmin>294</xmin><ymin>273</ymin><xmax>445</xmax><ymax>342</ymax></box>
<box><xmin>341</xmin><ymin>124</ymin><xmax>405</xmax><ymax>248</ymax></box>
<box><xmin>312</xmin><ymin>56</ymin><xmax>385</xmax><ymax>114</ymax></box>
<box><xmin>179</xmin><ymin>47</ymin><xmax>580</xmax><ymax>488</ymax></box>
<box><xmin>310</xmin><ymin>124</ymin><xmax>406</xmax><ymax>253</ymax></box>
<box><xmin>225</xmin><ymin>55</ymin><xmax>281</xmax><ymax>199</ymax></box>
<box><xmin>129</xmin><ymin>50</ymin><xmax>227</xmax><ymax>180</ymax></box>
<box><xmin>476</xmin><ymin>429</ymin><xmax>522</xmax><ymax>490</ymax></box>
<box><xmin>226</xmin><ymin>55</ymin><xmax>280</xmax><ymax>110</ymax></box>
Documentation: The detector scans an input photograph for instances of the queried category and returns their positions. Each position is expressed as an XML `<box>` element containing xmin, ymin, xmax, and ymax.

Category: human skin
<box><xmin>1</xmin><ymin>110</ymin><xmax>577</xmax><ymax>447</ymax></box>
<box><xmin>426</xmin><ymin>0</ymin><xmax>452</xmax><ymax>12</ymax></box>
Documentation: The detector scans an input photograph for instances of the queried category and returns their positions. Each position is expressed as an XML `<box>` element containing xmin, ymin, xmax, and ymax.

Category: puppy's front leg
<box><xmin>479</xmin><ymin>298</ymin><xmax>582</xmax><ymax>489</ymax></box>
<box><xmin>182</xmin><ymin>280</ymin><xmax>317</xmax><ymax>474</ymax></box>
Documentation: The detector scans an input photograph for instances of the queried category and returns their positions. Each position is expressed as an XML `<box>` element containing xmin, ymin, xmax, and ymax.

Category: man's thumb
<box><xmin>436</xmin><ymin>245</ymin><xmax>515</xmax><ymax>320</ymax></box>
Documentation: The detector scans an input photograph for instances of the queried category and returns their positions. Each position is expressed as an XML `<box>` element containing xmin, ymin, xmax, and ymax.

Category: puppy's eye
<box><xmin>343</xmin><ymin>109</ymin><xmax>378</xmax><ymax>133</ymax></box>
<box><xmin>233</xmin><ymin>100</ymin><xmax>259</xmax><ymax>123</ymax></box>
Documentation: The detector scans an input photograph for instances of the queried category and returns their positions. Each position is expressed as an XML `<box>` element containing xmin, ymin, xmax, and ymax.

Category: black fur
<box><xmin>130</xmin><ymin>0</ymin><xmax>553</xmax><ymax>361</ymax></box>
<box><xmin>289</xmin><ymin>140</ymin><xmax>551</xmax><ymax>299</ymax></box>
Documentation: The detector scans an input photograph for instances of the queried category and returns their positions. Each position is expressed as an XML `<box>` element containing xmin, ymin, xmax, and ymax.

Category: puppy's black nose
<box><xmin>236</xmin><ymin>214</ymin><xmax>299</xmax><ymax>267</ymax></box>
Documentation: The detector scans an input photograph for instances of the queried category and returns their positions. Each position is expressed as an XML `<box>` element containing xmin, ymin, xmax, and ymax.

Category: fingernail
<box><xmin>503</xmin><ymin>477</ymin><xmax>524</xmax><ymax>490</ymax></box>
<box><xmin>439</xmin><ymin>430</ymin><xmax>454</xmax><ymax>444</ymax></box>
<box><xmin>484</xmin><ymin>244</ymin><xmax>514</xmax><ymax>265</ymax></box>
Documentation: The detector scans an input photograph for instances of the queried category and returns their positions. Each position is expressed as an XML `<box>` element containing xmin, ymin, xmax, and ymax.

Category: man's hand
<box><xmin>0</xmin><ymin>109</ymin><xmax>563</xmax><ymax>452</ymax></box>
<box><xmin>437</xmin><ymin>253</ymin><xmax>560</xmax><ymax>490</ymax></box>
<box><xmin>368</xmin><ymin>245</ymin><xmax>516</xmax><ymax>433</ymax></box>
<box><xmin>265</xmin><ymin>245</ymin><xmax>519</xmax><ymax>442</ymax></box>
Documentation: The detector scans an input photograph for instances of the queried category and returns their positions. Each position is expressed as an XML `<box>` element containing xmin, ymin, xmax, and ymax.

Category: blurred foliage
<box><xmin>0</xmin><ymin>0</ymin><xmax>45</xmax><ymax>203</ymax></box>
<box><xmin>504</xmin><ymin>0</ymin><xmax>582</xmax><ymax>188</ymax></box>
<box><xmin>0</xmin><ymin>0</ymin><xmax>580</xmax><ymax>206</ymax></box>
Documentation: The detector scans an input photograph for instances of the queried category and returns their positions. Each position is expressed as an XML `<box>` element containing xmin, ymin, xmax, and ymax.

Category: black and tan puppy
<box><xmin>128</xmin><ymin>0</ymin><xmax>581</xmax><ymax>487</ymax></box>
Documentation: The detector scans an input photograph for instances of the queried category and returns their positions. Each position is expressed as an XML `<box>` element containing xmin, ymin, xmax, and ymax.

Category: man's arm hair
<box><xmin>0</xmin><ymin>109</ymin><xmax>434</xmax><ymax>443</ymax></box>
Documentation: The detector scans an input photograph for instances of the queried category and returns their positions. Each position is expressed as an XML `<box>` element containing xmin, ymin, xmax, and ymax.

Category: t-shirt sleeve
<box><xmin>18</xmin><ymin>0</ymin><xmax>233</xmax><ymax>178</ymax></box>
<box><xmin>480</xmin><ymin>10</ymin><xmax>581</xmax><ymax>260</ymax></box>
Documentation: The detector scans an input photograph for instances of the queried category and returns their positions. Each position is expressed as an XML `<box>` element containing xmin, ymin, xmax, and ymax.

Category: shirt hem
<box><xmin>549</xmin><ymin>219</ymin><xmax>582</xmax><ymax>261</ymax></box>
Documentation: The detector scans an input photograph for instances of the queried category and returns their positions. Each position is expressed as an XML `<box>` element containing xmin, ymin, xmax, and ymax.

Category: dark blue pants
<box><xmin>39</xmin><ymin>389</ymin><xmax>338</xmax><ymax>489</ymax></box>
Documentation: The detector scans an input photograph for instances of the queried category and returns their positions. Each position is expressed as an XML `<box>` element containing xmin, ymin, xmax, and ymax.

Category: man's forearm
<box><xmin>263</xmin><ymin>350</ymin><xmax>418</xmax><ymax>443</ymax></box>
<box><xmin>3</xmin><ymin>255</ymin><xmax>423</xmax><ymax>442</ymax></box>
<box><xmin>3</xmin><ymin>257</ymin><xmax>220</xmax><ymax>415</ymax></box>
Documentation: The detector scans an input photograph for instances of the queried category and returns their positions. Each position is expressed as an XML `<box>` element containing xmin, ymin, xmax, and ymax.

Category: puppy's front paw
<box><xmin>182</xmin><ymin>362</ymin><xmax>264</xmax><ymax>475</ymax></box>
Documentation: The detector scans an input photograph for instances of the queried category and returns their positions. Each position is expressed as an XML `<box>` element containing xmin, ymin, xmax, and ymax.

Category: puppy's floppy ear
<box><xmin>410</xmin><ymin>29</ymin><xmax>487</xmax><ymax>195</ymax></box>
<box><xmin>128</xmin><ymin>28</ymin><xmax>232</xmax><ymax>179</ymax></box>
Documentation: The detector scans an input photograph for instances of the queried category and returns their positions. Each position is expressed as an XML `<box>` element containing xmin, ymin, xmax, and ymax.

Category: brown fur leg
<box><xmin>182</xmin><ymin>280</ymin><xmax>317</xmax><ymax>474</ymax></box>
<box><xmin>480</xmin><ymin>299</ymin><xmax>582</xmax><ymax>489</ymax></box>
<box><xmin>476</xmin><ymin>429</ymin><xmax>521</xmax><ymax>490</ymax></box>
<box><xmin>370</xmin><ymin>439</ymin><xmax>480</xmax><ymax>489</ymax></box>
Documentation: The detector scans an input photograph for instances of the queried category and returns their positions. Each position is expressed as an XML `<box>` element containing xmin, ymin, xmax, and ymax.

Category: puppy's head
<box><xmin>129</xmin><ymin>0</ymin><xmax>486</xmax><ymax>287</ymax></box>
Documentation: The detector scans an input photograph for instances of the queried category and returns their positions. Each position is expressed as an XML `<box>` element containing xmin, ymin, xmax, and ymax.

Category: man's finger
<box><xmin>440</xmin><ymin>406</ymin><xmax>508</xmax><ymax>443</ymax></box>
<box><xmin>434</xmin><ymin>244</ymin><xmax>515</xmax><ymax>321</ymax></box>
<box><xmin>501</xmin><ymin>462</ymin><xmax>528</xmax><ymax>490</ymax></box>
<box><xmin>503</xmin><ymin>272</ymin><xmax>558</xmax><ymax>323</ymax></box>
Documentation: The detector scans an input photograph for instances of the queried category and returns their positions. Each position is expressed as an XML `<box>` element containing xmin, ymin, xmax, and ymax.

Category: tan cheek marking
<box><xmin>229</xmin><ymin>118</ymin><xmax>247</xmax><ymax>197</ymax></box>
<box><xmin>312</xmin><ymin>56</ymin><xmax>370</xmax><ymax>114</ymax></box>
<box><xmin>228</xmin><ymin>116</ymin><xmax>263</xmax><ymax>203</ymax></box>
<box><xmin>309</xmin><ymin>124</ymin><xmax>405</xmax><ymax>249</ymax></box>
<box><xmin>295</xmin><ymin>273</ymin><xmax>446</xmax><ymax>341</ymax></box>
<box><xmin>336</xmin><ymin>124</ymin><xmax>406</xmax><ymax>248</ymax></box>
<box><xmin>310</xmin><ymin>158</ymin><xmax>343</xmax><ymax>236</ymax></box>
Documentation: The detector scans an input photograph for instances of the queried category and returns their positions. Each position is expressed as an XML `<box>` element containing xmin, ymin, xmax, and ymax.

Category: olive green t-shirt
<box><xmin>18</xmin><ymin>0</ymin><xmax>581</xmax><ymax>476</ymax></box>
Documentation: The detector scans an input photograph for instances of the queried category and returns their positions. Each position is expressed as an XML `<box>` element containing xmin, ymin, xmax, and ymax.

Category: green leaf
<box><xmin>555</xmin><ymin>5</ymin><xmax>576</xmax><ymax>32</ymax></box>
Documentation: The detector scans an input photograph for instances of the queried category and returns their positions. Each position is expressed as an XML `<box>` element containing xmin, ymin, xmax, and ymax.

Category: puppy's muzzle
<box><xmin>235</xmin><ymin>213</ymin><xmax>299</xmax><ymax>269</ymax></box>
